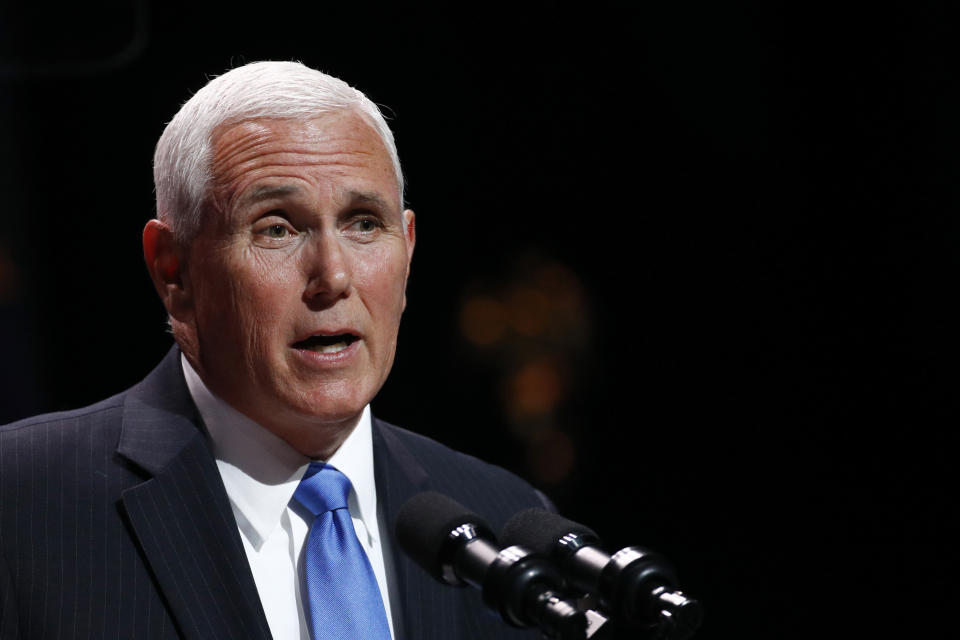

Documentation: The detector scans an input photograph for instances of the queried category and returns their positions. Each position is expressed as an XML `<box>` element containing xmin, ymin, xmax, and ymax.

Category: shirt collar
<box><xmin>181</xmin><ymin>354</ymin><xmax>380</xmax><ymax>550</ymax></box>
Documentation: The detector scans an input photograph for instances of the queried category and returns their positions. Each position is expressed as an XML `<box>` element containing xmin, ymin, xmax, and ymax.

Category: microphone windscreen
<box><xmin>395</xmin><ymin>491</ymin><xmax>492</xmax><ymax>580</ymax></box>
<box><xmin>500</xmin><ymin>508</ymin><xmax>600</xmax><ymax>555</ymax></box>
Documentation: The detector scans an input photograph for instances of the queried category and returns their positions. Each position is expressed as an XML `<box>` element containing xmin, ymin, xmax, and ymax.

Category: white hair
<box><xmin>153</xmin><ymin>60</ymin><xmax>404</xmax><ymax>243</ymax></box>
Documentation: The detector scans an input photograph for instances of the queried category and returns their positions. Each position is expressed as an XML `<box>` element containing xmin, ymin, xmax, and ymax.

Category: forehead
<box><xmin>207</xmin><ymin>112</ymin><xmax>400</xmax><ymax>210</ymax></box>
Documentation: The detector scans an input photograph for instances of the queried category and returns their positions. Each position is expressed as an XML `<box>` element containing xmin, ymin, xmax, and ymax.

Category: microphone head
<box><xmin>500</xmin><ymin>508</ymin><xmax>601</xmax><ymax>557</ymax></box>
<box><xmin>395</xmin><ymin>491</ymin><xmax>494</xmax><ymax>583</ymax></box>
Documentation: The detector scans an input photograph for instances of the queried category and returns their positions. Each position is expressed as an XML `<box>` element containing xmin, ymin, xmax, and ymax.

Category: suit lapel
<box><xmin>117</xmin><ymin>348</ymin><xmax>271</xmax><ymax>640</ymax></box>
<box><xmin>373</xmin><ymin>419</ymin><xmax>465</xmax><ymax>640</ymax></box>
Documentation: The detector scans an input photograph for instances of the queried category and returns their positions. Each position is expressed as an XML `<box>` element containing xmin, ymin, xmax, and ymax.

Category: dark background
<box><xmin>1</xmin><ymin>1</ymin><xmax>956</xmax><ymax>637</ymax></box>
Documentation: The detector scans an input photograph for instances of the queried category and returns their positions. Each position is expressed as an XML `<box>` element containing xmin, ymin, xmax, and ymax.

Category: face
<box><xmin>177</xmin><ymin>112</ymin><xmax>414</xmax><ymax>456</ymax></box>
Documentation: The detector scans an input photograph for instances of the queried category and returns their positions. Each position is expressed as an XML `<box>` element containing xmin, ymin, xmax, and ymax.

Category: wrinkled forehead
<box><xmin>205</xmin><ymin>113</ymin><xmax>402</xmax><ymax>215</ymax></box>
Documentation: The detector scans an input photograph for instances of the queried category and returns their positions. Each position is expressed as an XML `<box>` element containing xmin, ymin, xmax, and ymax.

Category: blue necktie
<box><xmin>293</xmin><ymin>462</ymin><xmax>391</xmax><ymax>640</ymax></box>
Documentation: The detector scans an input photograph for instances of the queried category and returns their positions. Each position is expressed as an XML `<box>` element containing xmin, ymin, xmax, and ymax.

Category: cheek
<box><xmin>235</xmin><ymin>247</ymin><xmax>303</xmax><ymax>302</ymax></box>
<box><xmin>353</xmin><ymin>246</ymin><xmax>409</xmax><ymax>312</ymax></box>
<box><xmin>202</xmin><ymin>250</ymin><xmax>302</xmax><ymax>344</ymax></box>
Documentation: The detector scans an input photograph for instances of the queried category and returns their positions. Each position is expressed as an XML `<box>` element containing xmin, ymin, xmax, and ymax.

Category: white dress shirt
<box><xmin>181</xmin><ymin>355</ymin><xmax>396</xmax><ymax>640</ymax></box>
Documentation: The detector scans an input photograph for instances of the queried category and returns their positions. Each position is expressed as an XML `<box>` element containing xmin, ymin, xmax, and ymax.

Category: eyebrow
<box><xmin>348</xmin><ymin>190</ymin><xmax>393</xmax><ymax>211</ymax></box>
<box><xmin>236</xmin><ymin>185</ymin><xmax>395</xmax><ymax>212</ymax></box>
<box><xmin>238</xmin><ymin>185</ymin><xmax>301</xmax><ymax>208</ymax></box>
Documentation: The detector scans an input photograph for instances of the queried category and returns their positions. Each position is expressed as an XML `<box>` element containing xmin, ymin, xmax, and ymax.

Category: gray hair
<box><xmin>153</xmin><ymin>60</ymin><xmax>403</xmax><ymax>243</ymax></box>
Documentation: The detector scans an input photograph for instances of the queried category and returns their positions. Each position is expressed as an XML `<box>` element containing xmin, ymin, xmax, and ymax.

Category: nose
<box><xmin>302</xmin><ymin>229</ymin><xmax>352</xmax><ymax>307</ymax></box>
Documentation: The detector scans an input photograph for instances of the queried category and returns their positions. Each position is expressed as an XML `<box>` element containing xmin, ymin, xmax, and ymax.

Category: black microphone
<box><xmin>501</xmin><ymin>509</ymin><xmax>703</xmax><ymax>640</ymax></box>
<box><xmin>395</xmin><ymin>491</ymin><xmax>589</xmax><ymax>639</ymax></box>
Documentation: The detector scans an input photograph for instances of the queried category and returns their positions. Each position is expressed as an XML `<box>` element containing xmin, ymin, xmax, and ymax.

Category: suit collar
<box><xmin>116</xmin><ymin>345</ymin><xmax>272</xmax><ymax>640</ymax></box>
<box><xmin>115</xmin><ymin>349</ymin><xmax>456</xmax><ymax>640</ymax></box>
<box><xmin>372</xmin><ymin>418</ymin><xmax>463</xmax><ymax>640</ymax></box>
<box><xmin>117</xmin><ymin>345</ymin><xmax>206</xmax><ymax>476</ymax></box>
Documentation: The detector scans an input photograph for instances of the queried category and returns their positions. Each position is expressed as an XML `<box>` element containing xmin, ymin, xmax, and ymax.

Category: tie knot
<box><xmin>293</xmin><ymin>462</ymin><xmax>352</xmax><ymax>516</ymax></box>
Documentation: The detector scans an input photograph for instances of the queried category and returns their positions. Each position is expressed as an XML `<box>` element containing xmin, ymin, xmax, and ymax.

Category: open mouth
<box><xmin>292</xmin><ymin>334</ymin><xmax>359</xmax><ymax>354</ymax></box>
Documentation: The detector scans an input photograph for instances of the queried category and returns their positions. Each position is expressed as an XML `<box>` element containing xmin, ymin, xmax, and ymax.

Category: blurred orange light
<box><xmin>509</xmin><ymin>359</ymin><xmax>565</xmax><ymax>417</ymax></box>
<box><xmin>461</xmin><ymin>296</ymin><xmax>507</xmax><ymax>346</ymax></box>
<box><xmin>507</xmin><ymin>287</ymin><xmax>551</xmax><ymax>337</ymax></box>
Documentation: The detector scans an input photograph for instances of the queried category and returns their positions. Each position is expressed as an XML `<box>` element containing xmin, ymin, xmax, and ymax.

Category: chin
<box><xmin>303</xmin><ymin>404</ymin><xmax>366</xmax><ymax>426</ymax></box>
<box><xmin>285</xmin><ymin>386</ymin><xmax>372</xmax><ymax>426</ymax></box>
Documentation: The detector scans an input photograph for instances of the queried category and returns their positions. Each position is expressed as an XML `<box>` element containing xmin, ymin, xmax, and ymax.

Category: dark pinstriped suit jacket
<box><xmin>0</xmin><ymin>347</ymin><xmax>549</xmax><ymax>639</ymax></box>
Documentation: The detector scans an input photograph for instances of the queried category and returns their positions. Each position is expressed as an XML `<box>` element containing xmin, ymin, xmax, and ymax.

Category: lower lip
<box><xmin>292</xmin><ymin>339</ymin><xmax>361</xmax><ymax>366</ymax></box>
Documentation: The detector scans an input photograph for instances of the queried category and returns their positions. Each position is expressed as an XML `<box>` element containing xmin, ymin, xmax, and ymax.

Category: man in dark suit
<box><xmin>0</xmin><ymin>61</ymin><xmax>549</xmax><ymax>639</ymax></box>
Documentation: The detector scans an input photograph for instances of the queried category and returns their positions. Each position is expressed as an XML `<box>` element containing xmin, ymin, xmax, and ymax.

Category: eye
<box><xmin>348</xmin><ymin>215</ymin><xmax>385</xmax><ymax>235</ymax></box>
<box><xmin>343</xmin><ymin>215</ymin><xmax>386</xmax><ymax>244</ymax></box>
<box><xmin>265</xmin><ymin>224</ymin><xmax>289</xmax><ymax>238</ymax></box>
<box><xmin>355</xmin><ymin>218</ymin><xmax>379</xmax><ymax>232</ymax></box>
<box><xmin>253</xmin><ymin>212</ymin><xmax>297</xmax><ymax>246</ymax></box>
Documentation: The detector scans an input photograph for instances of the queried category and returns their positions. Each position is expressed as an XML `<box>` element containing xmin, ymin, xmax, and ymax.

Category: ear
<box><xmin>401</xmin><ymin>209</ymin><xmax>416</xmax><ymax>309</ymax></box>
<box><xmin>142</xmin><ymin>219</ymin><xmax>193</xmax><ymax>319</ymax></box>
<box><xmin>402</xmin><ymin>209</ymin><xmax>416</xmax><ymax>258</ymax></box>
